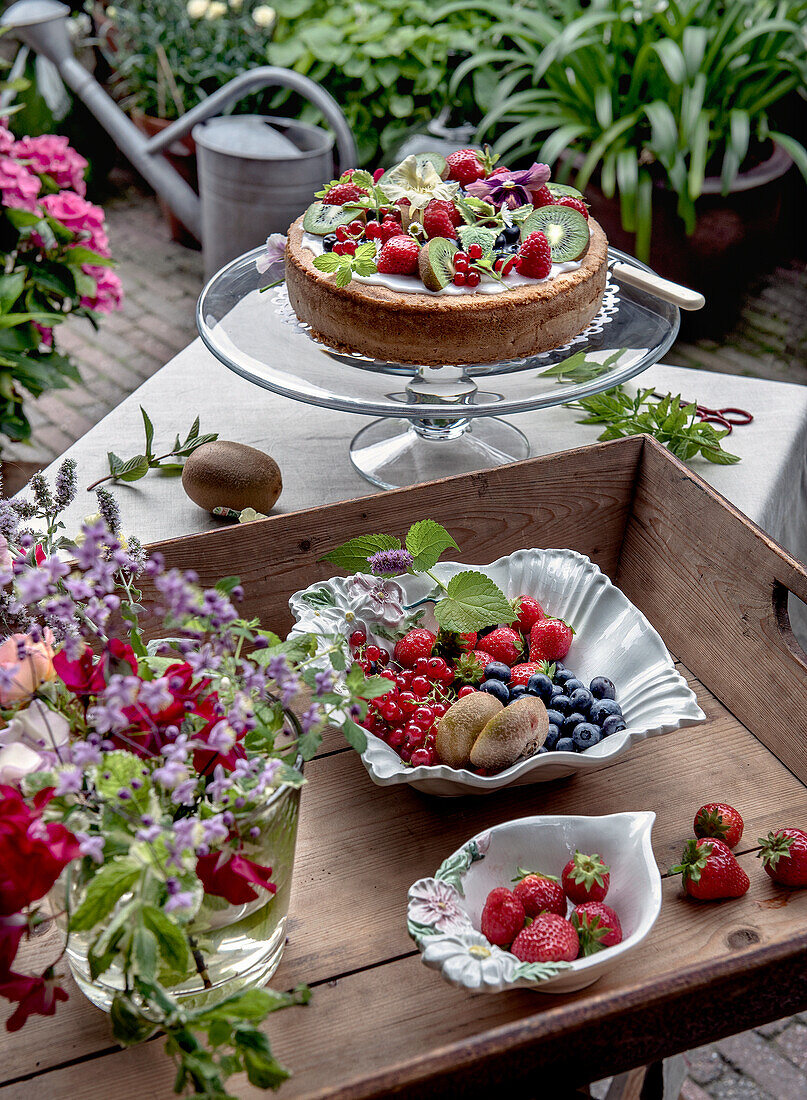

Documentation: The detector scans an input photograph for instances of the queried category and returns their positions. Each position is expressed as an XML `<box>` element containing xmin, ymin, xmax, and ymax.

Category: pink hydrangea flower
<box><xmin>12</xmin><ymin>135</ymin><xmax>88</xmax><ymax>197</ymax></box>
<box><xmin>0</xmin><ymin>120</ymin><xmax>15</xmax><ymax>156</ymax></box>
<box><xmin>80</xmin><ymin>265</ymin><xmax>123</xmax><ymax>314</ymax></box>
<box><xmin>39</xmin><ymin>191</ymin><xmax>110</xmax><ymax>256</ymax></box>
<box><xmin>0</xmin><ymin>157</ymin><xmax>40</xmax><ymax>213</ymax></box>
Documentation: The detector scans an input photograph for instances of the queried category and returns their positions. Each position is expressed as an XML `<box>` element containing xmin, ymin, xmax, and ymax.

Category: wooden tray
<box><xmin>3</xmin><ymin>435</ymin><xmax>807</xmax><ymax>1099</ymax></box>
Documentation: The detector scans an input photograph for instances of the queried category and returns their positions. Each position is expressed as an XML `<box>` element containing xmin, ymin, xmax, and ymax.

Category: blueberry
<box><xmin>322</xmin><ymin>233</ymin><xmax>338</xmax><ymax>252</ymax></box>
<box><xmin>545</xmin><ymin>723</ymin><xmax>560</xmax><ymax>750</ymax></box>
<box><xmin>526</xmin><ymin>672</ymin><xmax>554</xmax><ymax>702</ymax></box>
<box><xmin>508</xmin><ymin>684</ymin><xmax>528</xmax><ymax>702</ymax></box>
<box><xmin>551</xmin><ymin>693</ymin><xmax>572</xmax><ymax>715</ymax></box>
<box><xmin>554</xmin><ymin>662</ymin><xmax>566</xmax><ymax>672</ymax></box>
<box><xmin>602</xmin><ymin>715</ymin><xmax>627</xmax><ymax>737</ymax></box>
<box><xmin>555</xmin><ymin>736</ymin><xmax>577</xmax><ymax>752</ymax></box>
<box><xmin>503</xmin><ymin>224</ymin><xmax>521</xmax><ymax>244</ymax></box>
<box><xmin>494</xmin><ymin>230</ymin><xmax>508</xmax><ymax>251</ymax></box>
<box><xmin>554</xmin><ymin>668</ymin><xmax>575</xmax><ymax>686</ymax></box>
<box><xmin>572</xmin><ymin>723</ymin><xmax>601</xmax><ymax>751</ymax></box>
<box><xmin>561</xmin><ymin>711</ymin><xmax>587</xmax><ymax>736</ymax></box>
<box><xmin>549</xmin><ymin>683</ymin><xmax>565</xmax><ymax>700</ymax></box>
<box><xmin>590</xmin><ymin>676</ymin><xmax>616</xmax><ymax>700</ymax></box>
<box><xmin>569</xmin><ymin>687</ymin><xmax>593</xmax><ymax>715</ymax></box>
<box><xmin>484</xmin><ymin>662</ymin><xmax>511</xmax><ymax>683</ymax></box>
<box><xmin>480</xmin><ymin>678</ymin><xmax>509</xmax><ymax>703</ymax></box>
<box><xmin>591</xmin><ymin>698</ymin><xmax>623</xmax><ymax>725</ymax></box>
<box><xmin>546</xmin><ymin>708</ymin><xmax>564</xmax><ymax>729</ymax></box>
<box><xmin>564</xmin><ymin>678</ymin><xmax>585</xmax><ymax>696</ymax></box>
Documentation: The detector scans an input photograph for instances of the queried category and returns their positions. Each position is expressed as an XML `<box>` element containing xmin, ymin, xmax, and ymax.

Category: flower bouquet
<box><xmin>0</xmin><ymin>119</ymin><xmax>122</xmax><ymax>450</ymax></box>
<box><xmin>0</xmin><ymin>467</ymin><xmax>387</xmax><ymax>1096</ymax></box>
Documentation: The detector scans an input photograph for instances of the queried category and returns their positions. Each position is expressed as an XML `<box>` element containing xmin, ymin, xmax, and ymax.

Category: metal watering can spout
<box><xmin>1</xmin><ymin>0</ymin><xmax>357</xmax><ymax>254</ymax></box>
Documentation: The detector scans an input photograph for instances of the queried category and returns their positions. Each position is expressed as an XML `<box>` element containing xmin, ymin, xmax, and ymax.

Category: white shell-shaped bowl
<box><xmin>289</xmin><ymin>548</ymin><xmax>705</xmax><ymax>796</ymax></box>
<box><xmin>407</xmin><ymin>812</ymin><xmax>661</xmax><ymax>994</ymax></box>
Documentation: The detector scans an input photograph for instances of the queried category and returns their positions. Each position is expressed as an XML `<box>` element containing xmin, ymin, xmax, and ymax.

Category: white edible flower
<box><xmin>0</xmin><ymin>742</ymin><xmax>45</xmax><ymax>784</ymax></box>
<box><xmin>252</xmin><ymin>5</ymin><xmax>276</xmax><ymax>28</ymax></box>
<box><xmin>381</xmin><ymin>154</ymin><xmax>460</xmax><ymax>213</ymax></box>
<box><xmin>206</xmin><ymin>0</ymin><xmax>227</xmax><ymax>17</ymax></box>
<box><xmin>229</xmin><ymin>0</ymin><xmax>243</xmax><ymax>7</ymax></box>
<box><xmin>0</xmin><ymin>699</ymin><xmax>70</xmax><ymax>752</ymax></box>
<box><xmin>186</xmin><ymin>0</ymin><xmax>209</xmax><ymax>17</ymax></box>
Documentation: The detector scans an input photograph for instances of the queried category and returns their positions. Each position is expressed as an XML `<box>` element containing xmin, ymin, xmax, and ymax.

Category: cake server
<box><xmin>609</xmin><ymin>261</ymin><xmax>706</xmax><ymax>310</ymax></box>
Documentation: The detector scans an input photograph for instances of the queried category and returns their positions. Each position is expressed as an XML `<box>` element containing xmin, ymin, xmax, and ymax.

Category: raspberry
<box><xmin>511</xmin><ymin>912</ymin><xmax>579</xmax><ymax>963</ymax></box>
<box><xmin>322</xmin><ymin>183</ymin><xmax>368</xmax><ymax>205</ymax></box>
<box><xmin>422</xmin><ymin>199</ymin><xmax>461</xmax><ymax>240</ymax></box>
<box><xmin>531</xmin><ymin>185</ymin><xmax>553</xmax><ymax>207</ymax></box>
<box><xmin>393</xmin><ymin>628</ymin><xmax>436</xmax><ymax>668</ymax></box>
<box><xmin>512</xmin><ymin>871</ymin><xmax>566</xmax><ymax>917</ymax></box>
<box><xmin>517</xmin><ymin>231</ymin><xmax>552</xmax><ymax>280</ymax></box>
<box><xmin>555</xmin><ymin>195</ymin><xmax>589</xmax><ymax>220</ymax></box>
<box><xmin>572</xmin><ymin>902</ymin><xmax>622</xmax><ymax>955</ymax></box>
<box><xmin>481</xmin><ymin>626</ymin><xmax>524</xmax><ymax>666</ymax></box>
<box><xmin>446</xmin><ymin>148</ymin><xmax>486</xmax><ymax>185</ymax></box>
<box><xmin>376</xmin><ymin>234</ymin><xmax>420</xmax><ymax>275</ymax></box>
<box><xmin>480</xmin><ymin>887</ymin><xmax>525</xmax><ymax>947</ymax></box>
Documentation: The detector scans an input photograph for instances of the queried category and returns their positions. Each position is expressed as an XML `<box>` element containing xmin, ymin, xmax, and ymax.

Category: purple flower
<box><xmin>76</xmin><ymin>833</ymin><xmax>105</xmax><ymax>864</ymax></box>
<box><xmin>165</xmin><ymin>877</ymin><xmax>195</xmax><ymax>913</ymax></box>
<box><xmin>55</xmin><ymin>767</ymin><xmax>83</xmax><ymax>795</ymax></box>
<box><xmin>207</xmin><ymin>765</ymin><xmax>232</xmax><ymax>804</ymax></box>
<box><xmin>367</xmin><ymin>548</ymin><xmax>414</xmax><ymax>576</ymax></box>
<box><xmin>466</xmin><ymin>162</ymin><xmax>551</xmax><ymax>210</ymax></box>
<box><xmin>256</xmin><ymin>233</ymin><xmax>287</xmax><ymax>274</ymax></box>
<box><xmin>314</xmin><ymin>670</ymin><xmax>333</xmax><ymax>696</ymax></box>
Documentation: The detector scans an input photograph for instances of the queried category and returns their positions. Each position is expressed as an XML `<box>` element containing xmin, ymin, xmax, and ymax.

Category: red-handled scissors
<box><xmin>694</xmin><ymin>404</ymin><xmax>754</xmax><ymax>434</ymax></box>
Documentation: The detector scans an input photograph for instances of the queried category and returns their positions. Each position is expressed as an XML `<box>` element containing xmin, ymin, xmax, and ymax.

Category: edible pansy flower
<box><xmin>466</xmin><ymin>162</ymin><xmax>551</xmax><ymax>210</ymax></box>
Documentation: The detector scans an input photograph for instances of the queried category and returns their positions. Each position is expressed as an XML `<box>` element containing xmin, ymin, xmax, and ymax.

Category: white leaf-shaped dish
<box><xmin>289</xmin><ymin>548</ymin><xmax>705</xmax><ymax>796</ymax></box>
<box><xmin>408</xmin><ymin>812</ymin><xmax>661</xmax><ymax>993</ymax></box>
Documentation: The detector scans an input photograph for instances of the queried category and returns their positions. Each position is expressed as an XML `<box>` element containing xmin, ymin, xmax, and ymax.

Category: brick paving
<box><xmin>3</xmin><ymin>175</ymin><xmax>807</xmax><ymax>1099</ymax></box>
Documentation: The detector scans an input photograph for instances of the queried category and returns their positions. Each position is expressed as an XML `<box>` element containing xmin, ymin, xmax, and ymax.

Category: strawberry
<box><xmin>562</xmin><ymin>851</ymin><xmax>610</xmax><ymax>904</ymax></box>
<box><xmin>393</xmin><ymin>628</ymin><xmax>436</xmax><ymax>668</ymax></box>
<box><xmin>529</xmin><ymin>618</ymin><xmax>574</xmax><ymax>662</ymax></box>
<box><xmin>572</xmin><ymin>901</ymin><xmax>623</xmax><ymax>955</ymax></box>
<box><xmin>454</xmin><ymin>649</ymin><xmax>492</xmax><ymax>684</ymax></box>
<box><xmin>422</xmin><ymin>199</ymin><xmax>461</xmax><ymax>240</ymax></box>
<box><xmin>694</xmin><ymin>802</ymin><xmax>744</xmax><ymax>849</ymax></box>
<box><xmin>531</xmin><ymin>185</ymin><xmax>553</xmax><ymax>207</ymax></box>
<box><xmin>555</xmin><ymin>195</ymin><xmax>589</xmax><ymax>220</ymax></box>
<box><xmin>511</xmin><ymin>912</ymin><xmax>579</xmax><ymax>963</ymax></box>
<box><xmin>323</xmin><ymin>182</ymin><xmax>368</xmax><ymax>205</ymax></box>
<box><xmin>758</xmin><ymin>828</ymin><xmax>807</xmax><ymax>887</ymax></box>
<box><xmin>517</xmin><ymin>231</ymin><xmax>552</xmax><ymax>279</ymax></box>
<box><xmin>512</xmin><ymin>868</ymin><xmax>566</xmax><ymax>917</ymax></box>
<box><xmin>509</xmin><ymin>662</ymin><xmax>542</xmax><ymax>687</ymax></box>
<box><xmin>480</xmin><ymin>886</ymin><xmax>525</xmax><ymax>946</ymax></box>
<box><xmin>446</xmin><ymin>148</ymin><xmax>487</xmax><ymax>185</ymax></box>
<box><xmin>472</xmin><ymin>649</ymin><xmax>493</xmax><ymax>665</ymax></box>
<box><xmin>513</xmin><ymin>594</ymin><xmax>545</xmax><ymax>634</ymax></box>
<box><xmin>482</xmin><ymin>626</ymin><xmax>524</xmax><ymax>666</ymax></box>
<box><xmin>670</xmin><ymin>837</ymin><xmax>750</xmax><ymax>900</ymax></box>
<box><xmin>376</xmin><ymin>235</ymin><xmax>420</xmax><ymax>275</ymax></box>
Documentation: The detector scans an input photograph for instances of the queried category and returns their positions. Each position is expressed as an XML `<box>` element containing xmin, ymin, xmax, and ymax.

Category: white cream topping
<box><xmin>301</xmin><ymin>232</ymin><xmax>581</xmax><ymax>296</ymax></box>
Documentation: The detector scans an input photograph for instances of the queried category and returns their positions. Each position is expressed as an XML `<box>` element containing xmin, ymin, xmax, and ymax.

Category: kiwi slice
<box><xmin>378</xmin><ymin>152</ymin><xmax>448</xmax><ymax>188</ymax></box>
<box><xmin>418</xmin><ymin>237</ymin><xmax>458</xmax><ymax>291</ymax></box>
<box><xmin>520</xmin><ymin>204</ymin><xmax>590</xmax><ymax>262</ymax></box>
<box><xmin>548</xmin><ymin>182</ymin><xmax>584</xmax><ymax>200</ymax></box>
<box><xmin>302</xmin><ymin>201</ymin><xmax>360</xmax><ymax>235</ymax></box>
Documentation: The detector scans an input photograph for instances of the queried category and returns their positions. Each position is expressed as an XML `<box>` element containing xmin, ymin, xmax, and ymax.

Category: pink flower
<box><xmin>0</xmin><ymin>630</ymin><xmax>56</xmax><ymax>705</ymax></box>
<box><xmin>0</xmin><ymin>534</ymin><xmax>11</xmax><ymax>576</ymax></box>
<box><xmin>11</xmin><ymin>136</ymin><xmax>87</xmax><ymax>197</ymax></box>
<box><xmin>0</xmin><ymin>970</ymin><xmax>68</xmax><ymax>1031</ymax></box>
<box><xmin>39</xmin><ymin>191</ymin><xmax>110</xmax><ymax>257</ymax></box>
<box><xmin>0</xmin><ymin>120</ymin><xmax>14</xmax><ymax>156</ymax></box>
<box><xmin>79</xmin><ymin>265</ymin><xmax>123</xmax><ymax>314</ymax></box>
<box><xmin>33</xmin><ymin>323</ymin><xmax>53</xmax><ymax>348</ymax></box>
<box><xmin>0</xmin><ymin>158</ymin><xmax>40</xmax><ymax>213</ymax></box>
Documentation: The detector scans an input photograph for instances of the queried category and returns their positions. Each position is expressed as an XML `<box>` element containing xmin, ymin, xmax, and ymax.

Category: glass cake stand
<box><xmin>196</xmin><ymin>245</ymin><xmax>679</xmax><ymax>489</ymax></box>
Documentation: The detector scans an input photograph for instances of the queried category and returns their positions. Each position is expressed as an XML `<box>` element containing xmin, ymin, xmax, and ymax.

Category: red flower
<box><xmin>0</xmin><ymin>969</ymin><xmax>68</xmax><ymax>1031</ymax></box>
<box><xmin>118</xmin><ymin>663</ymin><xmax>226</xmax><ymax>762</ymax></box>
<box><xmin>53</xmin><ymin>638</ymin><xmax>137</xmax><ymax>697</ymax></box>
<box><xmin>0</xmin><ymin>786</ymin><xmax>81</xmax><ymax>912</ymax></box>
<box><xmin>196</xmin><ymin>850</ymin><xmax>276</xmax><ymax>905</ymax></box>
<box><xmin>0</xmin><ymin>914</ymin><xmax>27</xmax><ymax>973</ymax></box>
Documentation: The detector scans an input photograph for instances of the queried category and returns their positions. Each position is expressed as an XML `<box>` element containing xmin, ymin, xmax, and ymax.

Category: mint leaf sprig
<box><xmin>568</xmin><ymin>387</ymin><xmax>741</xmax><ymax>465</ymax></box>
<box><xmin>313</xmin><ymin>242</ymin><xmax>377</xmax><ymax>288</ymax></box>
<box><xmin>86</xmin><ymin>407</ymin><xmax>219</xmax><ymax>491</ymax></box>
<box><xmin>321</xmin><ymin>519</ymin><xmax>516</xmax><ymax>633</ymax></box>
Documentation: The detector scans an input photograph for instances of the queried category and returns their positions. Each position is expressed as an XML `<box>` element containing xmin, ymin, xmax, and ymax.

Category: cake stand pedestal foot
<box><xmin>349</xmin><ymin>417</ymin><xmax>530</xmax><ymax>490</ymax></box>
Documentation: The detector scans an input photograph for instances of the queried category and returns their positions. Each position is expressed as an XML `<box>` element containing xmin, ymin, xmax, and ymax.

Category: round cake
<box><xmin>278</xmin><ymin>151</ymin><xmax>609</xmax><ymax>366</ymax></box>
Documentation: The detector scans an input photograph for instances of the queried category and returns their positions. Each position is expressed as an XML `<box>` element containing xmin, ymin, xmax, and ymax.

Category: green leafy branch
<box><xmin>568</xmin><ymin>387</ymin><xmax>740</xmax><ymax>465</ymax></box>
<box><xmin>312</xmin><ymin>242</ymin><xmax>378</xmax><ymax>288</ymax></box>
<box><xmin>86</xmin><ymin>407</ymin><xmax>219</xmax><ymax>490</ymax></box>
<box><xmin>321</xmin><ymin>519</ymin><xmax>516</xmax><ymax>632</ymax></box>
<box><xmin>541</xmin><ymin>349</ymin><xmax>624</xmax><ymax>384</ymax></box>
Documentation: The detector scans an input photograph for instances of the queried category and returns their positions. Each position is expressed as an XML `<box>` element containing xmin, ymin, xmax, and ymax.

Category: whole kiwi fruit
<box><xmin>434</xmin><ymin>692</ymin><xmax>503</xmax><ymax>769</ymax></box>
<box><xmin>470</xmin><ymin>696</ymin><xmax>549</xmax><ymax>772</ymax></box>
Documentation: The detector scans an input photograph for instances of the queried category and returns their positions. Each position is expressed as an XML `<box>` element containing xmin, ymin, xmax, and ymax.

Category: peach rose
<box><xmin>0</xmin><ymin>630</ymin><xmax>56</xmax><ymax>705</ymax></box>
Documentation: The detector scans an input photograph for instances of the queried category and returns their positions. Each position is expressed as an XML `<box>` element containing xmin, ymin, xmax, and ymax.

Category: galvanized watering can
<box><xmin>1</xmin><ymin>0</ymin><xmax>357</xmax><ymax>275</ymax></box>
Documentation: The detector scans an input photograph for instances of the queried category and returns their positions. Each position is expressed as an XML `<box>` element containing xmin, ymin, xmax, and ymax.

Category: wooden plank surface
<box><xmin>3</xmin><ymin>665</ymin><xmax>807</xmax><ymax>1098</ymax></box>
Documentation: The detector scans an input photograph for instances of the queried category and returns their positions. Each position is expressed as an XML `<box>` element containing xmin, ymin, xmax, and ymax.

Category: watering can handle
<box><xmin>143</xmin><ymin>66</ymin><xmax>357</xmax><ymax>174</ymax></box>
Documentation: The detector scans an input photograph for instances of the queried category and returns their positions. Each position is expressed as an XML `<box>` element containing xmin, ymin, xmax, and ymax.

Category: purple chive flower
<box><xmin>165</xmin><ymin>877</ymin><xmax>195</xmax><ymax>913</ymax></box>
<box><xmin>466</xmin><ymin>162</ymin><xmax>551</xmax><ymax>210</ymax></box>
<box><xmin>55</xmin><ymin>767</ymin><xmax>83</xmax><ymax>796</ymax></box>
<box><xmin>367</xmin><ymin>548</ymin><xmax>414</xmax><ymax>576</ymax></box>
<box><xmin>76</xmin><ymin>833</ymin><xmax>105</xmax><ymax>864</ymax></box>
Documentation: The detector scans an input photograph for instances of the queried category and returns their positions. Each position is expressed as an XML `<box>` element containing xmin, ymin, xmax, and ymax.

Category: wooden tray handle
<box><xmin>610</xmin><ymin>261</ymin><xmax>706</xmax><ymax>311</ymax></box>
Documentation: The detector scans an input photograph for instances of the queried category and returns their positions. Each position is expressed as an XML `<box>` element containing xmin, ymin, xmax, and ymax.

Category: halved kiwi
<box><xmin>302</xmin><ymin>201</ymin><xmax>361</xmax><ymax>235</ymax></box>
<box><xmin>418</xmin><ymin>236</ymin><xmax>458</xmax><ymax>291</ymax></box>
<box><xmin>520</xmin><ymin>204</ymin><xmax>589</xmax><ymax>262</ymax></box>
<box><xmin>378</xmin><ymin>152</ymin><xmax>448</xmax><ymax>188</ymax></box>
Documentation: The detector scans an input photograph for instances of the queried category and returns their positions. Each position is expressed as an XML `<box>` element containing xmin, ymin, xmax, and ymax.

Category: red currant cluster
<box><xmin>364</xmin><ymin>206</ymin><xmax>403</xmax><ymax>244</ymax></box>
<box><xmin>348</xmin><ymin>629</ymin><xmax>458</xmax><ymax>767</ymax></box>
<box><xmin>453</xmin><ymin>244</ymin><xmax>484</xmax><ymax>287</ymax></box>
<box><xmin>493</xmin><ymin>254</ymin><xmax>521</xmax><ymax>276</ymax></box>
<box><xmin>332</xmin><ymin>222</ymin><xmax>366</xmax><ymax>256</ymax></box>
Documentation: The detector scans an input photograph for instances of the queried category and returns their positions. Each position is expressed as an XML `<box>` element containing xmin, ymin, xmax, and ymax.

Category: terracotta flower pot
<box><xmin>131</xmin><ymin>111</ymin><xmax>200</xmax><ymax>249</ymax></box>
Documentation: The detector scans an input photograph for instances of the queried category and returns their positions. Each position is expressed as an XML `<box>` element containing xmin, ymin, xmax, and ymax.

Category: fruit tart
<box><xmin>283</xmin><ymin>149</ymin><xmax>608</xmax><ymax>365</ymax></box>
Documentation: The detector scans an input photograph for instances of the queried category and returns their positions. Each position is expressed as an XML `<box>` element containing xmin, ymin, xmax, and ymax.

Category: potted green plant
<box><xmin>442</xmin><ymin>0</ymin><xmax>807</xmax><ymax>299</ymax></box>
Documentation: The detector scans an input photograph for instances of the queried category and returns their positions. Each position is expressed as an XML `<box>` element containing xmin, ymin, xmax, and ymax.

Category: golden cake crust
<box><xmin>284</xmin><ymin>217</ymin><xmax>608</xmax><ymax>365</ymax></box>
